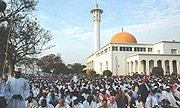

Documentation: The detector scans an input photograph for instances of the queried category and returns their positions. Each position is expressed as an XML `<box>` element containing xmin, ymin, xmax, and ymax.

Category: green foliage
<box><xmin>88</xmin><ymin>70</ymin><xmax>96</xmax><ymax>75</ymax></box>
<box><xmin>79</xmin><ymin>73</ymin><xmax>87</xmax><ymax>76</ymax></box>
<box><xmin>152</xmin><ymin>67</ymin><xmax>164</xmax><ymax>77</ymax></box>
<box><xmin>37</xmin><ymin>54</ymin><xmax>64</xmax><ymax>73</ymax></box>
<box><xmin>171</xmin><ymin>72</ymin><xmax>178</xmax><ymax>77</ymax></box>
<box><xmin>87</xmin><ymin>70</ymin><xmax>96</xmax><ymax>77</ymax></box>
<box><xmin>133</xmin><ymin>73</ymin><xmax>141</xmax><ymax>78</ymax></box>
<box><xmin>163</xmin><ymin>78</ymin><xmax>178</xmax><ymax>83</ymax></box>
<box><xmin>68</xmin><ymin>63</ymin><xmax>85</xmax><ymax>74</ymax></box>
<box><xmin>103</xmin><ymin>70</ymin><xmax>112</xmax><ymax>77</ymax></box>
<box><xmin>92</xmin><ymin>74</ymin><xmax>100</xmax><ymax>77</ymax></box>
<box><xmin>99</xmin><ymin>74</ymin><xmax>104</xmax><ymax>77</ymax></box>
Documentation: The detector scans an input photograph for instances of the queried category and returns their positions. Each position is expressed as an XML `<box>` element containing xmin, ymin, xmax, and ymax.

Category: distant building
<box><xmin>87</xmin><ymin>3</ymin><xmax>180</xmax><ymax>76</ymax></box>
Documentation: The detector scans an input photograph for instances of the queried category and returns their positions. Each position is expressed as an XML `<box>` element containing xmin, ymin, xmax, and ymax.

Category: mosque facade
<box><xmin>87</xmin><ymin>4</ymin><xmax>180</xmax><ymax>76</ymax></box>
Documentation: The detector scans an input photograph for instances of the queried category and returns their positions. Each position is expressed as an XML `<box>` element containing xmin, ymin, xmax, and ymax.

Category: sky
<box><xmin>34</xmin><ymin>0</ymin><xmax>180</xmax><ymax>65</ymax></box>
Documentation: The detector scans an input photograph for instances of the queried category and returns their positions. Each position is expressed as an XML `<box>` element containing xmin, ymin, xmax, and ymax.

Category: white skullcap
<box><xmin>100</xmin><ymin>89</ymin><xmax>104</xmax><ymax>92</ymax></box>
<box><xmin>72</xmin><ymin>96</ymin><xmax>77</xmax><ymax>101</ymax></box>
<box><xmin>14</xmin><ymin>67</ymin><xmax>22</xmax><ymax>72</ymax></box>
<box><xmin>166</xmin><ymin>86</ymin><xmax>170</xmax><ymax>89</ymax></box>
<box><xmin>154</xmin><ymin>86</ymin><xmax>158</xmax><ymax>89</ymax></box>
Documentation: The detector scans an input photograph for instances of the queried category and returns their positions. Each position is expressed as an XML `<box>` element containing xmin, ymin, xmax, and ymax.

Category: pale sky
<box><xmin>34</xmin><ymin>0</ymin><xmax>180</xmax><ymax>65</ymax></box>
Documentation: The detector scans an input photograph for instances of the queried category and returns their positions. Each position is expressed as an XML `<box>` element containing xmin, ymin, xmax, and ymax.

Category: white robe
<box><xmin>0</xmin><ymin>82</ymin><xmax>5</xmax><ymax>97</ymax></box>
<box><xmin>83</xmin><ymin>100</ymin><xmax>97</xmax><ymax>108</ymax></box>
<box><xmin>174</xmin><ymin>89</ymin><xmax>180</xmax><ymax>100</ymax></box>
<box><xmin>162</xmin><ymin>90</ymin><xmax>179</xmax><ymax>107</ymax></box>
<box><xmin>25</xmin><ymin>99</ymin><xmax>38</xmax><ymax>108</ymax></box>
<box><xmin>145</xmin><ymin>94</ymin><xmax>158</xmax><ymax>108</ymax></box>
<box><xmin>55</xmin><ymin>103</ymin><xmax>70</xmax><ymax>108</ymax></box>
<box><xmin>72</xmin><ymin>102</ymin><xmax>84</xmax><ymax>108</ymax></box>
<box><xmin>107</xmin><ymin>100</ymin><xmax>118</xmax><ymax>108</ymax></box>
<box><xmin>5</xmin><ymin>77</ymin><xmax>30</xmax><ymax>108</ymax></box>
<box><xmin>39</xmin><ymin>103</ymin><xmax>54</xmax><ymax>108</ymax></box>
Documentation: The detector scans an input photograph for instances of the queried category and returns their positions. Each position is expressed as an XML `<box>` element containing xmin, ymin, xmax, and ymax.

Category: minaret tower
<box><xmin>90</xmin><ymin>2</ymin><xmax>103</xmax><ymax>52</ymax></box>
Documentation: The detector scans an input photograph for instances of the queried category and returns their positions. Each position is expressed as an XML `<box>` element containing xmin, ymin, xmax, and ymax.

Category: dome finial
<box><xmin>122</xmin><ymin>27</ymin><xmax>124</xmax><ymax>32</ymax></box>
<box><xmin>95</xmin><ymin>0</ymin><xmax>98</xmax><ymax>8</ymax></box>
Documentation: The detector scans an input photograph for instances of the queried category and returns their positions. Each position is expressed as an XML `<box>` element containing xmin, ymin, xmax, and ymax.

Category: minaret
<box><xmin>90</xmin><ymin>3</ymin><xmax>103</xmax><ymax>52</ymax></box>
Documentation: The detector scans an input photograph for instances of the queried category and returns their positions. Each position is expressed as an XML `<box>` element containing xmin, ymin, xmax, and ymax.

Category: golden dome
<box><xmin>110</xmin><ymin>32</ymin><xmax>137</xmax><ymax>43</ymax></box>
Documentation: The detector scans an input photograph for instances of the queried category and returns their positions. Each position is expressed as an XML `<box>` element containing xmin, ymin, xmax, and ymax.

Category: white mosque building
<box><xmin>87</xmin><ymin>3</ymin><xmax>180</xmax><ymax>76</ymax></box>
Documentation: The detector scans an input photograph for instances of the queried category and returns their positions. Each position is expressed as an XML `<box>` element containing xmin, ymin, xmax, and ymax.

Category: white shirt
<box><xmin>135</xmin><ymin>101</ymin><xmax>143</xmax><ymax>108</ymax></box>
<box><xmin>83</xmin><ymin>100</ymin><xmax>96</xmax><ymax>108</ymax></box>
<box><xmin>25</xmin><ymin>99</ymin><xmax>38</xmax><ymax>108</ymax></box>
<box><xmin>145</xmin><ymin>94</ymin><xmax>158</xmax><ymax>108</ymax></box>
<box><xmin>55</xmin><ymin>103</ymin><xmax>70</xmax><ymax>108</ymax></box>
<box><xmin>162</xmin><ymin>90</ymin><xmax>179</xmax><ymax>107</ymax></box>
<box><xmin>174</xmin><ymin>89</ymin><xmax>180</xmax><ymax>100</ymax></box>
<box><xmin>107</xmin><ymin>100</ymin><xmax>118</xmax><ymax>108</ymax></box>
<box><xmin>73</xmin><ymin>102</ymin><xmax>84</xmax><ymax>108</ymax></box>
<box><xmin>39</xmin><ymin>103</ymin><xmax>54</xmax><ymax>108</ymax></box>
<box><xmin>0</xmin><ymin>83</ymin><xmax>5</xmax><ymax>97</ymax></box>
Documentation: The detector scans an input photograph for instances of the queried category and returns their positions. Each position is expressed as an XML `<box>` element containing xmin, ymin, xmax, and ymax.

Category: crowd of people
<box><xmin>0</xmin><ymin>67</ymin><xmax>180</xmax><ymax>108</ymax></box>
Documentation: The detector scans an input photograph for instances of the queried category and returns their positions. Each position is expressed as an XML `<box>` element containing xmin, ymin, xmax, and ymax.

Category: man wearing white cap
<box><xmin>72</xmin><ymin>96</ymin><xmax>84</xmax><ymax>108</ymax></box>
<box><xmin>25</xmin><ymin>91</ymin><xmax>38</xmax><ymax>108</ymax></box>
<box><xmin>5</xmin><ymin>66</ymin><xmax>30</xmax><ymax>108</ymax></box>
<box><xmin>162</xmin><ymin>86</ymin><xmax>179</xmax><ymax>107</ymax></box>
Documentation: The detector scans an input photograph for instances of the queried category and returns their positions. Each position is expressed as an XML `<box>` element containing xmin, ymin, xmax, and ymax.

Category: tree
<box><xmin>0</xmin><ymin>25</ymin><xmax>8</xmax><ymax>75</ymax></box>
<box><xmin>6</xmin><ymin>18</ymin><xmax>52</xmax><ymax>75</ymax></box>
<box><xmin>0</xmin><ymin>0</ymin><xmax>38</xmax><ymax>23</ymax></box>
<box><xmin>37</xmin><ymin>54</ymin><xmax>62</xmax><ymax>73</ymax></box>
<box><xmin>171</xmin><ymin>72</ymin><xmax>178</xmax><ymax>78</ymax></box>
<box><xmin>133</xmin><ymin>73</ymin><xmax>141</xmax><ymax>78</ymax></box>
<box><xmin>88</xmin><ymin>70</ymin><xmax>96</xmax><ymax>76</ymax></box>
<box><xmin>53</xmin><ymin>63</ymin><xmax>69</xmax><ymax>75</ymax></box>
<box><xmin>68</xmin><ymin>63</ymin><xmax>86</xmax><ymax>74</ymax></box>
<box><xmin>0</xmin><ymin>0</ymin><xmax>53</xmax><ymax>76</ymax></box>
<box><xmin>18</xmin><ymin>57</ymin><xmax>39</xmax><ymax>74</ymax></box>
<box><xmin>152</xmin><ymin>67</ymin><xmax>164</xmax><ymax>77</ymax></box>
<box><xmin>103</xmin><ymin>70</ymin><xmax>112</xmax><ymax>77</ymax></box>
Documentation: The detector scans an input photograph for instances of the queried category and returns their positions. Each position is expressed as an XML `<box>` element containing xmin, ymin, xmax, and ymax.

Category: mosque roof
<box><xmin>110</xmin><ymin>32</ymin><xmax>137</xmax><ymax>43</ymax></box>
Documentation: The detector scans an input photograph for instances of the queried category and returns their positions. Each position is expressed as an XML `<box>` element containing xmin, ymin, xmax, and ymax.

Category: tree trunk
<box><xmin>8</xmin><ymin>62</ymin><xmax>14</xmax><ymax>79</ymax></box>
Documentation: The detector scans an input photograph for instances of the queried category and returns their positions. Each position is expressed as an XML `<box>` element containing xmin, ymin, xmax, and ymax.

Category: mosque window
<box><xmin>106</xmin><ymin>61</ymin><xmax>108</xmax><ymax>66</ymax></box>
<box><xmin>171</xmin><ymin>49</ymin><xmax>177</xmax><ymax>54</ymax></box>
<box><xmin>134</xmin><ymin>47</ymin><xmax>146</xmax><ymax>52</ymax></box>
<box><xmin>148</xmin><ymin>48</ymin><xmax>153</xmax><ymax>52</ymax></box>
<box><xmin>112</xmin><ymin>46</ymin><xmax>118</xmax><ymax>51</ymax></box>
<box><xmin>120</xmin><ymin>47</ymin><xmax>133</xmax><ymax>51</ymax></box>
<box><xmin>130</xmin><ymin>47</ymin><xmax>132</xmax><ymax>51</ymax></box>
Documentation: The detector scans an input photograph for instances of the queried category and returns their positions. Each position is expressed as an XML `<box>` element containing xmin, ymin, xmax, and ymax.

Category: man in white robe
<box><xmin>83</xmin><ymin>95</ymin><xmax>96</xmax><ymax>108</ymax></box>
<box><xmin>162</xmin><ymin>86</ymin><xmax>179</xmax><ymax>108</ymax></box>
<box><xmin>5</xmin><ymin>67</ymin><xmax>30</xmax><ymax>108</ymax></box>
<box><xmin>25</xmin><ymin>92</ymin><xmax>38</xmax><ymax>108</ymax></box>
<box><xmin>0</xmin><ymin>80</ymin><xmax>7</xmax><ymax>107</ymax></box>
<box><xmin>174</xmin><ymin>87</ymin><xmax>180</xmax><ymax>101</ymax></box>
<box><xmin>55</xmin><ymin>98</ymin><xmax>70</xmax><ymax>108</ymax></box>
<box><xmin>72</xmin><ymin>97</ymin><xmax>84</xmax><ymax>108</ymax></box>
<box><xmin>145</xmin><ymin>94</ymin><xmax>158</xmax><ymax>108</ymax></box>
<box><xmin>107</xmin><ymin>96</ymin><xmax>118</xmax><ymax>108</ymax></box>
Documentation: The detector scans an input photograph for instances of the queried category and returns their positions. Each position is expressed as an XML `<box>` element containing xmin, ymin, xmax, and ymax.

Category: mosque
<box><xmin>87</xmin><ymin>3</ymin><xmax>180</xmax><ymax>76</ymax></box>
